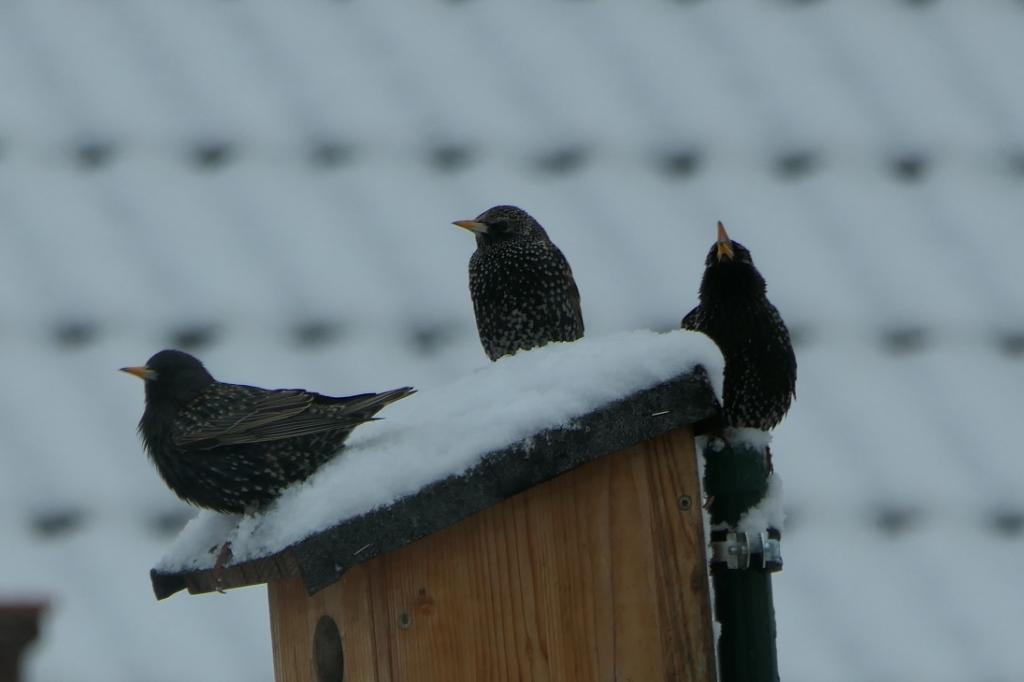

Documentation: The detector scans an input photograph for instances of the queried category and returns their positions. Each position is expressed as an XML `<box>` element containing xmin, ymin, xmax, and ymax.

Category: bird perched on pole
<box><xmin>682</xmin><ymin>222</ymin><xmax>796</xmax><ymax>431</ymax></box>
<box><xmin>121</xmin><ymin>349</ymin><xmax>414</xmax><ymax>514</ymax></box>
<box><xmin>453</xmin><ymin>205</ymin><xmax>584</xmax><ymax>361</ymax></box>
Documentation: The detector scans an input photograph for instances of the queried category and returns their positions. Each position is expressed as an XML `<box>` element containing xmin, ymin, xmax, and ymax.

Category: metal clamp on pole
<box><xmin>710</xmin><ymin>531</ymin><xmax>783</xmax><ymax>571</ymax></box>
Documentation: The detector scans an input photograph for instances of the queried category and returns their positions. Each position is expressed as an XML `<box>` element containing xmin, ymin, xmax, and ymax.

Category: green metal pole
<box><xmin>703</xmin><ymin>438</ymin><xmax>781</xmax><ymax>682</ymax></box>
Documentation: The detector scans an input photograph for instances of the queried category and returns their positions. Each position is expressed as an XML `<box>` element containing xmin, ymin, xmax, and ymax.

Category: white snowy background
<box><xmin>1</xmin><ymin>2</ymin><xmax>1022</xmax><ymax>681</ymax></box>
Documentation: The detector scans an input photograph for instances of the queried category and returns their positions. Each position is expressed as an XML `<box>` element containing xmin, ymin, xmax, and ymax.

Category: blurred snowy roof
<box><xmin>1</xmin><ymin>2</ymin><xmax>1022</xmax><ymax>681</ymax></box>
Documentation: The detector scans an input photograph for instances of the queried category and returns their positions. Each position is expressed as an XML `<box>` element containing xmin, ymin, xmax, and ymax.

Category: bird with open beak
<box><xmin>682</xmin><ymin>222</ymin><xmax>797</xmax><ymax>431</ymax></box>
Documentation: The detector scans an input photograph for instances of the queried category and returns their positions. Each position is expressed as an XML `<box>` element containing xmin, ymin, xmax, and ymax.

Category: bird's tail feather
<box><xmin>330</xmin><ymin>386</ymin><xmax>416</xmax><ymax>419</ymax></box>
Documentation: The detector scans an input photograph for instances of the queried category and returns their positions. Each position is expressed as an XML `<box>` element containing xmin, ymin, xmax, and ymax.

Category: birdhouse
<box><xmin>151</xmin><ymin>331</ymin><xmax>723</xmax><ymax>682</ymax></box>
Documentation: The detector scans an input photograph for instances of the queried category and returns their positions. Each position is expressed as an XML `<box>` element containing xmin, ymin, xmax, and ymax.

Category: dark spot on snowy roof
<box><xmin>293</xmin><ymin>319</ymin><xmax>345</xmax><ymax>347</ymax></box>
<box><xmin>53</xmin><ymin>320</ymin><xmax>98</xmax><ymax>349</ymax></box>
<box><xmin>309</xmin><ymin>141</ymin><xmax>354</xmax><ymax>168</ymax></box>
<box><xmin>889</xmin><ymin>153</ymin><xmax>929</xmax><ymax>182</ymax></box>
<box><xmin>30</xmin><ymin>508</ymin><xmax>86</xmax><ymax>539</ymax></box>
<box><xmin>535</xmin><ymin>146</ymin><xmax>588</xmax><ymax>174</ymax></box>
<box><xmin>75</xmin><ymin>140</ymin><xmax>115</xmax><ymax>170</ymax></box>
<box><xmin>148</xmin><ymin>509</ymin><xmax>194</xmax><ymax>538</ymax></box>
<box><xmin>1007</xmin><ymin>150</ymin><xmax>1024</xmax><ymax>176</ymax></box>
<box><xmin>408</xmin><ymin>322</ymin><xmax>458</xmax><ymax>356</ymax></box>
<box><xmin>191</xmin><ymin>141</ymin><xmax>234</xmax><ymax>170</ymax></box>
<box><xmin>429</xmin><ymin>143</ymin><xmax>474</xmax><ymax>172</ymax></box>
<box><xmin>989</xmin><ymin>509</ymin><xmax>1024</xmax><ymax>537</ymax></box>
<box><xmin>170</xmin><ymin>324</ymin><xmax>219</xmax><ymax>351</ymax></box>
<box><xmin>996</xmin><ymin>330</ymin><xmax>1024</xmax><ymax>357</ymax></box>
<box><xmin>774</xmin><ymin>150</ymin><xmax>819</xmax><ymax>179</ymax></box>
<box><xmin>874</xmin><ymin>505</ymin><xmax>920</xmax><ymax>536</ymax></box>
<box><xmin>881</xmin><ymin>325</ymin><xmax>928</xmax><ymax>354</ymax></box>
<box><xmin>658</xmin><ymin>148</ymin><xmax>702</xmax><ymax>177</ymax></box>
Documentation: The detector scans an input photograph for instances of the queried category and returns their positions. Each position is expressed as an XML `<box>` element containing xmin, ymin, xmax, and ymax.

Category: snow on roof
<box><xmin>2</xmin><ymin>2</ymin><xmax>1023</xmax><ymax>681</ymax></box>
<box><xmin>156</xmin><ymin>329</ymin><xmax>723</xmax><ymax>574</ymax></box>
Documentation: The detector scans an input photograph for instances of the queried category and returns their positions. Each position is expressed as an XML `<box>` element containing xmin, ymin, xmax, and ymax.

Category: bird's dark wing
<box><xmin>174</xmin><ymin>389</ymin><xmax>353</xmax><ymax>448</ymax></box>
<box><xmin>681</xmin><ymin>305</ymin><xmax>702</xmax><ymax>331</ymax></box>
<box><xmin>570</xmin><ymin>277</ymin><xmax>584</xmax><ymax>327</ymax></box>
<box><xmin>561</xmin><ymin>253</ymin><xmax>585</xmax><ymax>334</ymax></box>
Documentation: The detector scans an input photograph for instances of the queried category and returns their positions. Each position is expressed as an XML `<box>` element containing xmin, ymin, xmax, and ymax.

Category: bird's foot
<box><xmin>210</xmin><ymin>541</ymin><xmax>234</xmax><ymax>593</ymax></box>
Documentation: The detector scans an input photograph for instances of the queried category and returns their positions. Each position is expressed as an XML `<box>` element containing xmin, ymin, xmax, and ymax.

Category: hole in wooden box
<box><xmin>314</xmin><ymin>615</ymin><xmax>344</xmax><ymax>682</ymax></box>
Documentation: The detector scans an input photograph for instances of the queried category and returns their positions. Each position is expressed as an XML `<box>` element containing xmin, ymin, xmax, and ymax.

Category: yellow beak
<box><xmin>120</xmin><ymin>366</ymin><xmax>156</xmax><ymax>381</ymax></box>
<box><xmin>453</xmin><ymin>220</ymin><xmax>489</xmax><ymax>234</ymax></box>
<box><xmin>716</xmin><ymin>221</ymin><xmax>734</xmax><ymax>260</ymax></box>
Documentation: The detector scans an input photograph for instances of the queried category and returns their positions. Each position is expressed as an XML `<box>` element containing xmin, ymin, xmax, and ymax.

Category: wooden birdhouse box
<box><xmin>150</xmin><ymin>332</ymin><xmax>723</xmax><ymax>682</ymax></box>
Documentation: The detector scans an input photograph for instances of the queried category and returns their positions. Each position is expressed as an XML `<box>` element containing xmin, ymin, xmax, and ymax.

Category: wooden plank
<box><xmin>647</xmin><ymin>427</ymin><xmax>718</xmax><ymax>680</ymax></box>
<box><xmin>325</xmin><ymin>427</ymin><xmax>716</xmax><ymax>682</ymax></box>
<box><xmin>269</xmin><ymin>569</ymin><xmax>386</xmax><ymax>682</ymax></box>
<box><xmin>174</xmin><ymin>553</ymin><xmax>298</xmax><ymax>598</ymax></box>
<box><xmin>608</xmin><ymin>432</ymin><xmax>664</xmax><ymax>681</ymax></box>
<box><xmin>269</xmin><ymin>578</ymin><xmax>313</xmax><ymax>682</ymax></box>
<box><xmin>329</xmin><ymin>565</ymin><xmax>385</xmax><ymax>682</ymax></box>
<box><xmin>268</xmin><ymin>429</ymin><xmax>713</xmax><ymax>681</ymax></box>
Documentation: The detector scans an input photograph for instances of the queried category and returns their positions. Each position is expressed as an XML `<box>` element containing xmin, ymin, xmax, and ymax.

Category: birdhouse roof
<box><xmin>150</xmin><ymin>331</ymin><xmax>722</xmax><ymax>598</ymax></box>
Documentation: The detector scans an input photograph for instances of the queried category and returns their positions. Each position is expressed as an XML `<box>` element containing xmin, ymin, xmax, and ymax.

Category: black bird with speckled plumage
<box><xmin>682</xmin><ymin>222</ymin><xmax>796</xmax><ymax>430</ymax></box>
<box><xmin>121</xmin><ymin>350</ymin><xmax>414</xmax><ymax>514</ymax></box>
<box><xmin>454</xmin><ymin>205</ymin><xmax>584</xmax><ymax>361</ymax></box>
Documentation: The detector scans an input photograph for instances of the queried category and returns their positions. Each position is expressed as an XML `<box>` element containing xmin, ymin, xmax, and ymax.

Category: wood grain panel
<box><xmin>268</xmin><ymin>428</ymin><xmax>714</xmax><ymax>682</ymax></box>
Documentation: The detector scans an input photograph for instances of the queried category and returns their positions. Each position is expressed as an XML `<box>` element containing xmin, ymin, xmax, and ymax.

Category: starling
<box><xmin>121</xmin><ymin>350</ymin><xmax>414</xmax><ymax>514</ymax></box>
<box><xmin>454</xmin><ymin>205</ymin><xmax>584</xmax><ymax>361</ymax></box>
<box><xmin>682</xmin><ymin>222</ymin><xmax>796</xmax><ymax>430</ymax></box>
